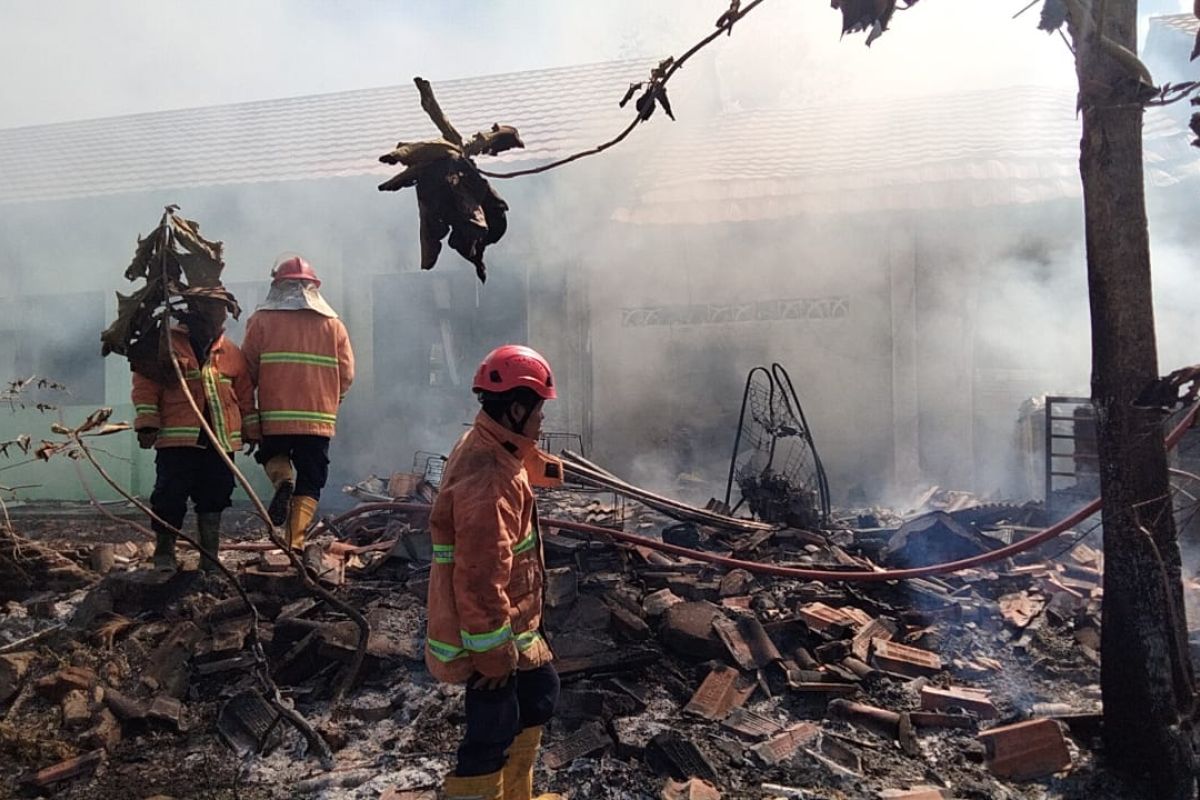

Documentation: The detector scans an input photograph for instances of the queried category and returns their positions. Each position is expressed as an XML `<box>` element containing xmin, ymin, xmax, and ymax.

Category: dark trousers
<box><xmin>150</xmin><ymin>447</ymin><xmax>236</xmax><ymax>534</ymax></box>
<box><xmin>456</xmin><ymin>663</ymin><xmax>560</xmax><ymax>777</ymax></box>
<box><xmin>255</xmin><ymin>435</ymin><xmax>330</xmax><ymax>500</ymax></box>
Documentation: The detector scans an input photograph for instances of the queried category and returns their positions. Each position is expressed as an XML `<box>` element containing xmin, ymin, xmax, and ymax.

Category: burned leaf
<box><xmin>716</xmin><ymin>0</ymin><xmax>742</xmax><ymax>35</ymax></box>
<box><xmin>102</xmin><ymin>206</ymin><xmax>239</xmax><ymax>377</ymax></box>
<box><xmin>177</xmin><ymin>252</ymin><xmax>223</xmax><ymax>289</ymax></box>
<box><xmin>378</xmin><ymin>139</ymin><xmax>461</xmax><ymax>167</ymax></box>
<box><xmin>619</xmin><ymin>82</ymin><xmax>644</xmax><ymax>108</ymax></box>
<box><xmin>1039</xmin><ymin>0</ymin><xmax>1068</xmax><ymax>33</ymax></box>
<box><xmin>378</xmin><ymin>79</ymin><xmax>516</xmax><ymax>283</ymax></box>
<box><xmin>831</xmin><ymin>0</ymin><xmax>919</xmax><ymax>44</ymax></box>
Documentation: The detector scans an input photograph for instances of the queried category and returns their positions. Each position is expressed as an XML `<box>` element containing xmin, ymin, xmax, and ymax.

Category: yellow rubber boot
<box><xmin>287</xmin><ymin>495</ymin><xmax>318</xmax><ymax>551</ymax></box>
<box><xmin>502</xmin><ymin>726</ymin><xmax>564</xmax><ymax>800</ymax></box>
<box><xmin>264</xmin><ymin>455</ymin><xmax>295</xmax><ymax>527</ymax></box>
<box><xmin>443</xmin><ymin>769</ymin><xmax>504</xmax><ymax>800</ymax></box>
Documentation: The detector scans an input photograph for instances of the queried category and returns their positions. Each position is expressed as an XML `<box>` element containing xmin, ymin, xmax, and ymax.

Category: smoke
<box><xmin>1</xmin><ymin>1</ymin><xmax>1199</xmax><ymax>511</ymax></box>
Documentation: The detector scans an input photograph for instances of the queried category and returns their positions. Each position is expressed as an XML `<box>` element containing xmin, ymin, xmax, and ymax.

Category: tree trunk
<box><xmin>1074</xmin><ymin>2</ymin><xmax>1196</xmax><ymax>795</ymax></box>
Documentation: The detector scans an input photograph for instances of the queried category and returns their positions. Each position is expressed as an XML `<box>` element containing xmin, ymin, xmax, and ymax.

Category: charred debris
<box><xmin>0</xmin><ymin>413</ymin><xmax>1173</xmax><ymax>800</ymax></box>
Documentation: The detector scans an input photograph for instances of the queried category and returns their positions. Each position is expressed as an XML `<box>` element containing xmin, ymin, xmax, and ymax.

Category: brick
<box><xmin>60</xmin><ymin>689</ymin><xmax>92</xmax><ymax>730</ymax></box>
<box><xmin>797</xmin><ymin>602</ymin><xmax>853</xmax><ymax>634</ymax></box>
<box><xmin>661</xmin><ymin>601</ymin><xmax>725</xmax><ymax>660</ymax></box>
<box><xmin>852</xmin><ymin>618</ymin><xmax>896</xmax><ymax>661</ymax></box>
<box><xmin>751</xmin><ymin>723</ymin><xmax>820</xmax><ymax>766</ymax></box>
<box><xmin>34</xmin><ymin>666</ymin><xmax>96</xmax><ymax>701</ymax></box>
<box><xmin>609</xmin><ymin>603</ymin><xmax>651</xmax><ymax>641</ymax></box>
<box><xmin>920</xmin><ymin>685</ymin><xmax>998</xmax><ymax>719</ymax></box>
<box><xmin>722</xmin><ymin>707</ymin><xmax>785</xmax><ymax>740</ymax></box>
<box><xmin>81</xmin><ymin>707</ymin><xmax>122</xmax><ymax>751</ymax></box>
<box><xmin>643</xmin><ymin>588</ymin><xmax>683</xmax><ymax>617</ymax></box>
<box><xmin>684</xmin><ymin>665</ymin><xmax>754</xmax><ymax>720</ymax></box>
<box><xmin>147</xmin><ymin>694</ymin><xmax>186</xmax><ymax>730</ymax></box>
<box><xmin>878</xmin><ymin>787</ymin><xmax>948</xmax><ymax>799</ymax></box>
<box><xmin>542</xmin><ymin>721</ymin><xmax>612</xmax><ymax>769</ymax></box>
<box><xmin>870</xmin><ymin>640</ymin><xmax>942</xmax><ymax>677</ymax></box>
<box><xmin>977</xmin><ymin>718</ymin><xmax>1071</xmax><ymax>780</ymax></box>
<box><xmin>544</xmin><ymin>567</ymin><xmax>578</xmax><ymax>608</ymax></box>
<box><xmin>0</xmin><ymin>651</ymin><xmax>35</xmax><ymax>704</ymax></box>
<box><xmin>26</xmin><ymin>750</ymin><xmax>104</xmax><ymax>788</ymax></box>
<box><xmin>259</xmin><ymin>551</ymin><xmax>291</xmax><ymax>572</ymax></box>
<box><xmin>719</xmin><ymin>569</ymin><xmax>755</xmax><ymax>598</ymax></box>
<box><xmin>646</xmin><ymin>732</ymin><xmax>718</xmax><ymax>783</ymax></box>
<box><xmin>840</xmin><ymin>607</ymin><xmax>875</xmax><ymax>630</ymax></box>
<box><xmin>662</xmin><ymin>777</ymin><xmax>721</xmax><ymax>800</ymax></box>
<box><xmin>143</xmin><ymin>621</ymin><xmax>203</xmax><ymax>697</ymax></box>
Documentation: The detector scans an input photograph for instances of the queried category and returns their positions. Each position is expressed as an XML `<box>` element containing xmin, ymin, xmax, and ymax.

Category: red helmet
<box><xmin>271</xmin><ymin>255</ymin><xmax>321</xmax><ymax>287</ymax></box>
<box><xmin>473</xmin><ymin>345</ymin><xmax>557</xmax><ymax>400</ymax></box>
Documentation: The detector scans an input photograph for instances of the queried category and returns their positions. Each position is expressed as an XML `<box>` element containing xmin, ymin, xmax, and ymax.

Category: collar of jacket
<box><xmin>472</xmin><ymin>410</ymin><xmax>537</xmax><ymax>463</ymax></box>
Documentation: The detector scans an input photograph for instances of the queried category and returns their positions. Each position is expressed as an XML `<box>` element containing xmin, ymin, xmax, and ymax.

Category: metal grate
<box><xmin>1043</xmin><ymin>396</ymin><xmax>1098</xmax><ymax>511</ymax></box>
<box><xmin>539</xmin><ymin>431</ymin><xmax>585</xmax><ymax>457</ymax></box>
<box><xmin>724</xmin><ymin>363</ymin><xmax>831</xmax><ymax>527</ymax></box>
<box><xmin>412</xmin><ymin>450</ymin><xmax>447</xmax><ymax>488</ymax></box>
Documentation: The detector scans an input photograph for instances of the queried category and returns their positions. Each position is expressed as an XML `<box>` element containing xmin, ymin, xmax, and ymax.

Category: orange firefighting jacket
<box><xmin>424</xmin><ymin>411</ymin><xmax>564</xmax><ymax>683</ymax></box>
<box><xmin>240</xmin><ymin>309</ymin><xmax>354</xmax><ymax>438</ymax></box>
<box><xmin>131</xmin><ymin>328</ymin><xmax>258</xmax><ymax>451</ymax></box>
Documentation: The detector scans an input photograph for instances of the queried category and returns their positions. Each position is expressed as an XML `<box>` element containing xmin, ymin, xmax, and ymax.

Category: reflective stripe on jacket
<box><xmin>424</xmin><ymin>411</ymin><xmax>564</xmax><ymax>683</ymax></box>
<box><xmin>241</xmin><ymin>308</ymin><xmax>354</xmax><ymax>437</ymax></box>
<box><xmin>130</xmin><ymin>328</ymin><xmax>258</xmax><ymax>451</ymax></box>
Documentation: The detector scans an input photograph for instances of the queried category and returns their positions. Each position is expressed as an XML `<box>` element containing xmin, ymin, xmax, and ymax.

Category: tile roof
<box><xmin>1150</xmin><ymin>13</ymin><xmax>1200</xmax><ymax>35</ymax></box>
<box><xmin>614</xmin><ymin>86</ymin><xmax>1200</xmax><ymax>224</ymax></box>
<box><xmin>0</xmin><ymin>60</ymin><xmax>646</xmax><ymax>205</ymax></box>
<box><xmin>3</xmin><ymin>61</ymin><xmax>1197</xmax><ymax>221</ymax></box>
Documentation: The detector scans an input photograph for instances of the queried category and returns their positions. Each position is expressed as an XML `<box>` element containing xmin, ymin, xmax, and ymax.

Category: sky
<box><xmin>3</xmin><ymin>0</ymin><xmax>1188</xmax><ymax>130</ymax></box>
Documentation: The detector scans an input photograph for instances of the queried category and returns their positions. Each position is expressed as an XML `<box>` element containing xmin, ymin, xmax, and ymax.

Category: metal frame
<box><xmin>1043</xmin><ymin>396</ymin><xmax>1097</xmax><ymax>506</ymax></box>
<box><xmin>723</xmin><ymin>362</ymin><xmax>831</xmax><ymax>524</ymax></box>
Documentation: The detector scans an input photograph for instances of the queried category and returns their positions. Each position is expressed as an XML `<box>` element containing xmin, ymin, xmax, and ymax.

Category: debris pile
<box><xmin>0</xmin><ymin>464</ymin><xmax>1151</xmax><ymax>799</ymax></box>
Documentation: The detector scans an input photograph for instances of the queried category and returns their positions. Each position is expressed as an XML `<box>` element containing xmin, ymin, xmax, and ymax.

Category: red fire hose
<box><xmin>328</xmin><ymin>405</ymin><xmax>1198</xmax><ymax>583</ymax></box>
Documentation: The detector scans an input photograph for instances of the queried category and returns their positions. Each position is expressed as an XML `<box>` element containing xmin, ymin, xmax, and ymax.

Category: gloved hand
<box><xmin>243</xmin><ymin>439</ymin><xmax>259</xmax><ymax>457</ymax></box>
<box><xmin>136</xmin><ymin>428</ymin><xmax>159</xmax><ymax>450</ymax></box>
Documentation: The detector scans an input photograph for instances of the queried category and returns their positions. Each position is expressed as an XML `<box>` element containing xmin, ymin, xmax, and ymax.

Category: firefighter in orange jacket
<box><xmin>131</xmin><ymin>299</ymin><xmax>258</xmax><ymax>571</ymax></box>
<box><xmin>241</xmin><ymin>255</ymin><xmax>354</xmax><ymax>550</ymax></box>
<box><xmin>426</xmin><ymin>345</ymin><xmax>564</xmax><ymax>800</ymax></box>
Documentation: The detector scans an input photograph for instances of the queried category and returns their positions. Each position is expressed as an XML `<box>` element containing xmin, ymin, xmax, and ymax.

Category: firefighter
<box><xmin>132</xmin><ymin>297</ymin><xmax>257</xmax><ymax>572</ymax></box>
<box><xmin>240</xmin><ymin>255</ymin><xmax>354</xmax><ymax>550</ymax></box>
<box><xmin>426</xmin><ymin>345</ymin><xmax>565</xmax><ymax>800</ymax></box>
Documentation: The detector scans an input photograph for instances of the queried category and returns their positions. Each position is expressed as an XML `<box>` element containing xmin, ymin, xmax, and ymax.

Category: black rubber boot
<box><xmin>197</xmin><ymin>512</ymin><xmax>223</xmax><ymax>572</ymax></box>
<box><xmin>268</xmin><ymin>479</ymin><xmax>295</xmax><ymax>527</ymax></box>
<box><xmin>152</xmin><ymin>530</ymin><xmax>177</xmax><ymax>571</ymax></box>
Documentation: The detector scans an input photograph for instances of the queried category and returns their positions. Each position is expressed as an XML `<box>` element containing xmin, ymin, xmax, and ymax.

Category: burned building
<box><xmin>1</xmin><ymin>48</ymin><xmax>1198</xmax><ymax>508</ymax></box>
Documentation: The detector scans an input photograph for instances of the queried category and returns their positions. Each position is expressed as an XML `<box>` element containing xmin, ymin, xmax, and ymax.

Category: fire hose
<box><xmin>325</xmin><ymin>405</ymin><xmax>1199</xmax><ymax>583</ymax></box>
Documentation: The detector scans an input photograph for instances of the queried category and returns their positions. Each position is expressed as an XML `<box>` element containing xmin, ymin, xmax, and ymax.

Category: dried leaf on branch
<box><xmin>831</xmin><ymin>0</ymin><xmax>919</xmax><ymax>45</ymax></box>
<box><xmin>377</xmin><ymin>79</ymin><xmax>525</xmax><ymax>283</ymax></box>
<box><xmin>1038</xmin><ymin>0</ymin><xmax>1068</xmax><ymax>33</ymax></box>
<box><xmin>100</xmin><ymin>206</ymin><xmax>240</xmax><ymax>382</ymax></box>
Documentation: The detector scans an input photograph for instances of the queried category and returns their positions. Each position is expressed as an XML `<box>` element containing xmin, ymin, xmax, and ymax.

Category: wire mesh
<box><xmin>726</xmin><ymin>364</ymin><xmax>830</xmax><ymax>527</ymax></box>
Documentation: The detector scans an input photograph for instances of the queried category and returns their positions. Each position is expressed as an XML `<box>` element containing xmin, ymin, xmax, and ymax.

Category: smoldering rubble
<box><xmin>1</xmin><ymin>445</ymin><xmax>1178</xmax><ymax>800</ymax></box>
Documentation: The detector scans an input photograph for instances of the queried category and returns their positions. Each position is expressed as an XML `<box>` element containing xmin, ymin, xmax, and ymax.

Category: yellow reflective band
<box><xmin>460</xmin><ymin>622</ymin><xmax>513</xmax><ymax>653</ymax></box>
<box><xmin>512</xmin><ymin>528</ymin><xmax>537</xmax><ymax>555</ymax></box>
<box><xmin>427</xmin><ymin>638</ymin><xmax>468</xmax><ymax>663</ymax></box>
<box><xmin>261</xmin><ymin>352</ymin><xmax>339</xmax><ymax>368</ymax></box>
<box><xmin>259</xmin><ymin>411</ymin><xmax>338</xmax><ymax>423</ymax></box>
<box><xmin>515</xmin><ymin>630</ymin><xmax>543</xmax><ymax>652</ymax></box>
